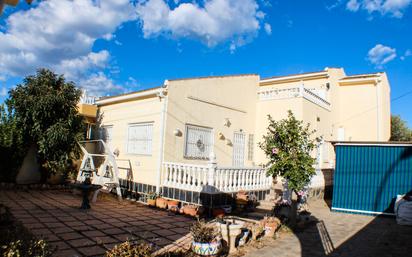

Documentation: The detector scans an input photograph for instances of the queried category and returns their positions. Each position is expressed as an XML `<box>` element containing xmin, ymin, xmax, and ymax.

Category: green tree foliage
<box><xmin>6</xmin><ymin>69</ymin><xmax>85</xmax><ymax>177</ymax></box>
<box><xmin>0</xmin><ymin>104</ymin><xmax>26</xmax><ymax>181</ymax></box>
<box><xmin>259</xmin><ymin>110</ymin><xmax>320</xmax><ymax>193</ymax></box>
<box><xmin>390</xmin><ymin>115</ymin><xmax>412</xmax><ymax>141</ymax></box>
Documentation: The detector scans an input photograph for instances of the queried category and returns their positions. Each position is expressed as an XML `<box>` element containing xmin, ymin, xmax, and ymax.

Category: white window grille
<box><xmin>247</xmin><ymin>134</ymin><xmax>254</xmax><ymax>161</ymax></box>
<box><xmin>185</xmin><ymin>124</ymin><xmax>213</xmax><ymax>159</ymax></box>
<box><xmin>127</xmin><ymin>123</ymin><xmax>154</xmax><ymax>155</ymax></box>
<box><xmin>233</xmin><ymin>132</ymin><xmax>245</xmax><ymax>167</ymax></box>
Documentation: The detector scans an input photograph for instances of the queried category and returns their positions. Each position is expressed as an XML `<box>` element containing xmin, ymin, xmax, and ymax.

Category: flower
<box><xmin>272</xmin><ymin>148</ymin><xmax>279</xmax><ymax>155</ymax></box>
<box><xmin>297</xmin><ymin>190</ymin><xmax>306</xmax><ymax>196</ymax></box>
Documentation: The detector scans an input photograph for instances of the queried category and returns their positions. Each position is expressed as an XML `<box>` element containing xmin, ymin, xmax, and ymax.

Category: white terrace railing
<box><xmin>258</xmin><ymin>85</ymin><xmax>331</xmax><ymax>110</ymax></box>
<box><xmin>162</xmin><ymin>160</ymin><xmax>271</xmax><ymax>194</ymax></box>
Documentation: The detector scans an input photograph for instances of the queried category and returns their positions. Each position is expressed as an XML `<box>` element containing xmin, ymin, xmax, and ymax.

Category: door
<box><xmin>232</xmin><ymin>132</ymin><xmax>245</xmax><ymax>167</ymax></box>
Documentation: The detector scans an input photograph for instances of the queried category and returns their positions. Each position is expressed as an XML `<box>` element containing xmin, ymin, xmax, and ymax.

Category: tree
<box><xmin>259</xmin><ymin>110</ymin><xmax>320</xmax><ymax>193</ymax></box>
<box><xmin>0</xmin><ymin>104</ymin><xmax>26</xmax><ymax>181</ymax></box>
<box><xmin>390</xmin><ymin>115</ymin><xmax>412</xmax><ymax>141</ymax></box>
<box><xmin>6</xmin><ymin>69</ymin><xmax>85</xmax><ymax>178</ymax></box>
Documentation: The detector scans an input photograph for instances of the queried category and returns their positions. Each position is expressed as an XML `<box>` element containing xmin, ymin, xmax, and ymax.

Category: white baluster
<box><xmin>223</xmin><ymin>170</ymin><xmax>229</xmax><ymax>192</ymax></box>
<box><xmin>172</xmin><ymin>164</ymin><xmax>176</xmax><ymax>186</ymax></box>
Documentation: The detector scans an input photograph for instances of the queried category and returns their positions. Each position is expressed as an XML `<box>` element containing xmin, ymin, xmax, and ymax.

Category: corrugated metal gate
<box><xmin>332</xmin><ymin>142</ymin><xmax>412</xmax><ymax>216</ymax></box>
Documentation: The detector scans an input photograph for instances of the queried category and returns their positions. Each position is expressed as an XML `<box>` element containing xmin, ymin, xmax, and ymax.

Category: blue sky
<box><xmin>0</xmin><ymin>0</ymin><xmax>411</xmax><ymax>125</ymax></box>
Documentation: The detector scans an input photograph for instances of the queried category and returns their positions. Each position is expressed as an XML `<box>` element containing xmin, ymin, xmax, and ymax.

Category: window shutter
<box><xmin>127</xmin><ymin>123</ymin><xmax>153</xmax><ymax>155</ymax></box>
<box><xmin>247</xmin><ymin>134</ymin><xmax>254</xmax><ymax>161</ymax></box>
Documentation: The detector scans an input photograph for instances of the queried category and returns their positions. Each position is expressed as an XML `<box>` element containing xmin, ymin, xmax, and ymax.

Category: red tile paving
<box><xmin>0</xmin><ymin>190</ymin><xmax>194</xmax><ymax>257</ymax></box>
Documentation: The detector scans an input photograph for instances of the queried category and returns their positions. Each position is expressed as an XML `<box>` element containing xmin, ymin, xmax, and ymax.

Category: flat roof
<box><xmin>167</xmin><ymin>73</ymin><xmax>258</xmax><ymax>82</ymax></box>
<box><xmin>260</xmin><ymin>69</ymin><xmax>327</xmax><ymax>81</ymax></box>
<box><xmin>98</xmin><ymin>86</ymin><xmax>162</xmax><ymax>101</ymax></box>
<box><xmin>340</xmin><ymin>73</ymin><xmax>382</xmax><ymax>81</ymax></box>
<box><xmin>331</xmin><ymin>141</ymin><xmax>412</xmax><ymax>146</ymax></box>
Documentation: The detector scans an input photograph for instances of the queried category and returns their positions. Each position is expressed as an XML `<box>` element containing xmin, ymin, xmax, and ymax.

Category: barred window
<box><xmin>127</xmin><ymin>123</ymin><xmax>153</xmax><ymax>155</ymax></box>
<box><xmin>247</xmin><ymin>134</ymin><xmax>254</xmax><ymax>161</ymax></box>
<box><xmin>185</xmin><ymin>124</ymin><xmax>213</xmax><ymax>159</ymax></box>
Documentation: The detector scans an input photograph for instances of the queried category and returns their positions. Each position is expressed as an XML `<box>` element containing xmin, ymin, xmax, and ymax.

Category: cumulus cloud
<box><xmin>264</xmin><ymin>23</ymin><xmax>272</xmax><ymax>35</ymax></box>
<box><xmin>0</xmin><ymin>0</ymin><xmax>135</xmax><ymax>95</ymax></box>
<box><xmin>345</xmin><ymin>0</ymin><xmax>412</xmax><ymax>18</ymax></box>
<box><xmin>136</xmin><ymin>0</ymin><xmax>265</xmax><ymax>49</ymax></box>
<box><xmin>367</xmin><ymin>44</ymin><xmax>397</xmax><ymax>68</ymax></box>
<box><xmin>400</xmin><ymin>49</ymin><xmax>412</xmax><ymax>60</ymax></box>
<box><xmin>346</xmin><ymin>0</ymin><xmax>360</xmax><ymax>11</ymax></box>
<box><xmin>0</xmin><ymin>87</ymin><xmax>7</xmax><ymax>97</ymax></box>
<box><xmin>78</xmin><ymin>72</ymin><xmax>125</xmax><ymax>96</ymax></box>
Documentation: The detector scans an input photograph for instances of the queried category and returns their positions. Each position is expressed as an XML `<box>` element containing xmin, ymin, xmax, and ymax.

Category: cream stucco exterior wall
<box><xmin>92</xmin><ymin>68</ymin><xmax>391</xmax><ymax>190</ymax></box>
<box><xmin>97</xmin><ymin>94</ymin><xmax>163</xmax><ymax>185</ymax></box>
<box><xmin>163</xmin><ymin>75</ymin><xmax>259</xmax><ymax>167</ymax></box>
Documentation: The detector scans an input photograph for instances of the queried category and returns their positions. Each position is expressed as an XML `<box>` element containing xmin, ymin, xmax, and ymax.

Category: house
<box><xmin>78</xmin><ymin>67</ymin><xmax>391</xmax><ymax>207</ymax></box>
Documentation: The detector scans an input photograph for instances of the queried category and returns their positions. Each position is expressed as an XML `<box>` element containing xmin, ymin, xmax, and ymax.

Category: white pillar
<box><xmin>155</xmin><ymin>87</ymin><xmax>168</xmax><ymax>193</ymax></box>
<box><xmin>207</xmin><ymin>152</ymin><xmax>217</xmax><ymax>192</ymax></box>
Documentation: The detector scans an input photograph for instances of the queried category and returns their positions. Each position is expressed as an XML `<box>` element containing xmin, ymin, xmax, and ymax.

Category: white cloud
<box><xmin>264</xmin><ymin>23</ymin><xmax>272</xmax><ymax>35</ymax></box>
<box><xmin>0</xmin><ymin>0</ymin><xmax>135</xmax><ymax>95</ymax></box>
<box><xmin>367</xmin><ymin>44</ymin><xmax>397</xmax><ymax>68</ymax></box>
<box><xmin>400</xmin><ymin>49</ymin><xmax>412</xmax><ymax>60</ymax></box>
<box><xmin>346</xmin><ymin>0</ymin><xmax>360</xmax><ymax>11</ymax></box>
<box><xmin>78</xmin><ymin>72</ymin><xmax>125</xmax><ymax>97</ymax></box>
<box><xmin>136</xmin><ymin>0</ymin><xmax>264</xmax><ymax>49</ymax></box>
<box><xmin>345</xmin><ymin>0</ymin><xmax>412</xmax><ymax>18</ymax></box>
<box><xmin>0</xmin><ymin>87</ymin><xmax>7</xmax><ymax>97</ymax></box>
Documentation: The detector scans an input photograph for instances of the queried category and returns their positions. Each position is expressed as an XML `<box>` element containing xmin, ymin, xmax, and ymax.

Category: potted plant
<box><xmin>147</xmin><ymin>192</ymin><xmax>158</xmax><ymax>207</ymax></box>
<box><xmin>156</xmin><ymin>196</ymin><xmax>168</xmax><ymax>209</ymax></box>
<box><xmin>168</xmin><ymin>199</ymin><xmax>180</xmax><ymax>212</ymax></box>
<box><xmin>261</xmin><ymin>216</ymin><xmax>281</xmax><ymax>237</ymax></box>
<box><xmin>212</xmin><ymin>208</ymin><xmax>225</xmax><ymax>218</ymax></box>
<box><xmin>190</xmin><ymin>220</ymin><xmax>221</xmax><ymax>256</ymax></box>
<box><xmin>181</xmin><ymin>204</ymin><xmax>199</xmax><ymax>217</ymax></box>
<box><xmin>249</xmin><ymin>223</ymin><xmax>264</xmax><ymax>240</ymax></box>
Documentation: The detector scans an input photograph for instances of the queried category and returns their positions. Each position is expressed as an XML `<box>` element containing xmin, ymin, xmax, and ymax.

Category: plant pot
<box><xmin>156</xmin><ymin>198</ymin><xmax>168</xmax><ymax>209</ymax></box>
<box><xmin>219</xmin><ymin>222</ymin><xmax>243</xmax><ymax>254</ymax></box>
<box><xmin>191</xmin><ymin>241</ymin><xmax>221</xmax><ymax>256</ymax></box>
<box><xmin>147</xmin><ymin>199</ymin><xmax>156</xmax><ymax>207</ymax></box>
<box><xmin>183</xmin><ymin>205</ymin><xmax>198</xmax><ymax>217</ymax></box>
<box><xmin>238</xmin><ymin>229</ymin><xmax>250</xmax><ymax>246</ymax></box>
<box><xmin>168</xmin><ymin>200</ymin><xmax>179</xmax><ymax>212</ymax></box>
<box><xmin>236</xmin><ymin>193</ymin><xmax>248</xmax><ymax>201</ymax></box>
<box><xmin>212</xmin><ymin>208</ymin><xmax>225</xmax><ymax>218</ymax></box>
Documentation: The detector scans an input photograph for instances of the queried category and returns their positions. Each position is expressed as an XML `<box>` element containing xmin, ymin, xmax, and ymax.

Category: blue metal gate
<box><xmin>332</xmin><ymin>142</ymin><xmax>412</xmax><ymax>216</ymax></box>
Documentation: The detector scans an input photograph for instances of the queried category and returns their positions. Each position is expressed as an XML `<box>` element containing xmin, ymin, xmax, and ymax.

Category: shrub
<box><xmin>105</xmin><ymin>241</ymin><xmax>153</xmax><ymax>257</ymax></box>
<box><xmin>0</xmin><ymin>204</ymin><xmax>54</xmax><ymax>257</ymax></box>
<box><xmin>190</xmin><ymin>220</ymin><xmax>219</xmax><ymax>243</ymax></box>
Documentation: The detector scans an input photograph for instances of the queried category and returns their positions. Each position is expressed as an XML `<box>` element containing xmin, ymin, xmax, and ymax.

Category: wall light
<box><xmin>173</xmin><ymin>128</ymin><xmax>182</xmax><ymax>137</ymax></box>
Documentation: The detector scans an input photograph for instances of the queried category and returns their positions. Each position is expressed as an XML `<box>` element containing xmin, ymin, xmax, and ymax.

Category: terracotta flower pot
<box><xmin>212</xmin><ymin>208</ymin><xmax>225</xmax><ymax>218</ymax></box>
<box><xmin>168</xmin><ymin>200</ymin><xmax>179</xmax><ymax>212</ymax></box>
<box><xmin>183</xmin><ymin>205</ymin><xmax>198</xmax><ymax>217</ymax></box>
<box><xmin>156</xmin><ymin>198</ymin><xmax>168</xmax><ymax>209</ymax></box>
<box><xmin>147</xmin><ymin>199</ymin><xmax>156</xmax><ymax>207</ymax></box>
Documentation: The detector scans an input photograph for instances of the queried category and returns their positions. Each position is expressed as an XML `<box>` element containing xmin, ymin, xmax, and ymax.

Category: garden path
<box><xmin>0</xmin><ymin>189</ymin><xmax>193</xmax><ymax>257</ymax></box>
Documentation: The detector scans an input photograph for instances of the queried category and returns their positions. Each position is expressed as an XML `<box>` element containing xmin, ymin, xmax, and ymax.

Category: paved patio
<box><xmin>243</xmin><ymin>200</ymin><xmax>412</xmax><ymax>257</ymax></box>
<box><xmin>0</xmin><ymin>190</ymin><xmax>193</xmax><ymax>257</ymax></box>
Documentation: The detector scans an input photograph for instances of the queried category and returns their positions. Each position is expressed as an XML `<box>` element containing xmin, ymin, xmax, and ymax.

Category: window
<box><xmin>185</xmin><ymin>124</ymin><xmax>213</xmax><ymax>159</ymax></box>
<box><xmin>247</xmin><ymin>134</ymin><xmax>254</xmax><ymax>161</ymax></box>
<box><xmin>127</xmin><ymin>123</ymin><xmax>153</xmax><ymax>155</ymax></box>
<box><xmin>232</xmin><ymin>132</ymin><xmax>245</xmax><ymax>167</ymax></box>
